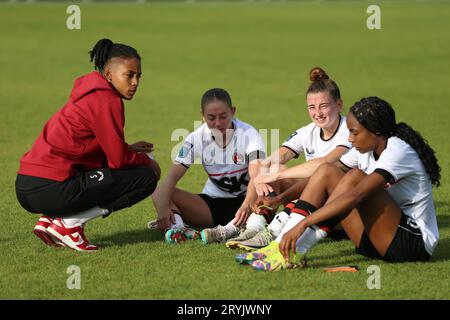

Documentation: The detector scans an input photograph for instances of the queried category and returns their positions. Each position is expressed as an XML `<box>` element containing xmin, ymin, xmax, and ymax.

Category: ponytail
<box><xmin>89</xmin><ymin>38</ymin><xmax>141</xmax><ymax>72</ymax></box>
<box><xmin>394</xmin><ymin>122</ymin><xmax>441</xmax><ymax>187</ymax></box>
<box><xmin>350</xmin><ymin>97</ymin><xmax>441</xmax><ymax>187</ymax></box>
<box><xmin>89</xmin><ymin>39</ymin><xmax>113</xmax><ymax>72</ymax></box>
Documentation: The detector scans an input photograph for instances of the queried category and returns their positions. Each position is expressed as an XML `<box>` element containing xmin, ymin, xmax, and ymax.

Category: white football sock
<box><xmin>275</xmin><ymin>213</ymin><xmax>305</xmax><ymax>242</ymax></box>
<box><xmin>223</xmin><ymin>220</ymin><xmax>239</xmax><ymax>238</ymax></box>
<box><xmin>245</xmin><ymin>213</ymin><xmax>267</xmax><ymax>232</ymax></box>
<box><xmin>295</xmin><ymin>226</ymin><xmax>327</xmax><ymax>254</ymax></box>
<box><xmin>170</xmin><ymin>213</ymin><xmax>185</xmax><ymax>229</ymax></box>
<box><xmin>61</xmin><ymin>206</ymin><xmax>109</xmax><ymax>227</ymax></box>
<box><xmin>267</xmin><ymin>211</ymin><xmax>290</xmax><ymax>238</ymax></box>
<box><xmin>274</xmin><ymin>213</ymin><xmax>327</xmax><ymax>255</ymax></box>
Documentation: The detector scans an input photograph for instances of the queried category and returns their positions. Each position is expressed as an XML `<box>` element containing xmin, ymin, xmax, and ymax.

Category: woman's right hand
<box><xmin>157</xmin><ymin>207</ymin><xmax>175</xmax><ymax>231</ymax></box>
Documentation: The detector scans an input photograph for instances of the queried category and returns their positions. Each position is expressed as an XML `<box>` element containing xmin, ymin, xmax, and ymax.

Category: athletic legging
<box><xmin>15</xmin><ymin>166</ymin><xmax>157</xmax><ymax>218</ymax></box>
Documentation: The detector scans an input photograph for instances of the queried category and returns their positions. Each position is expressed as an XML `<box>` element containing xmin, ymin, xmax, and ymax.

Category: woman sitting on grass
<box><xmin>237</xmin><ymin>96</ymin><xmax>440</xmax><ymax>271</ymax></box>
<box><xmin>149</xmin><ymin>88</ymin><xmax>266</xmax><ymax>243</ymax></box>
<box><xmin>15</xmin><ymin>39</ymin><xmax>160</xmax><ymax>252</ymax></box>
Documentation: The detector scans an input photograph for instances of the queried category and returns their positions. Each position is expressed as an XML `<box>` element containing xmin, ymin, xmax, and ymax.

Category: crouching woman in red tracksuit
<box><xmin>15</xmin><ymin>39</ymin><xmax>160</xmax><ymax>252</ymax></box>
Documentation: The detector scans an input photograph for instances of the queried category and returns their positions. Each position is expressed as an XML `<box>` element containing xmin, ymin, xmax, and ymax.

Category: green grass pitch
<box><xmin>0</xmin><ymin>1</ymin><xmax>449</xmax><ymax>299</ymax></box>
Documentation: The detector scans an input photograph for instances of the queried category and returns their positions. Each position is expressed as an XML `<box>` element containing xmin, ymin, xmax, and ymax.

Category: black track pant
<box><xmin>15</xmin><ymin>167</ymin><xmax>158</xmax><ymax>218</ymax></box>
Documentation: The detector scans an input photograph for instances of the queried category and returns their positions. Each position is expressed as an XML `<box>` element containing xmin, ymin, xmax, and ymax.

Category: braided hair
<box><xmin>89</xmin><ymin>38</ymin><xmax>141</xmax><ymax>72</ymax></box>
<box><xmin>306</xmin><ymin>67</ymin><xmax>341</xmax><ymax>102</ymax></box>
<box><xmin>350</xmin><ymin>97</ymin><xmax>441</xmax><ymax>187</ymax></box>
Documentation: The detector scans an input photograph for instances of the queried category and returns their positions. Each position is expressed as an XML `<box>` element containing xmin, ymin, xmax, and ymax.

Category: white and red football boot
<box><xmin>47</xmin><ymin>218</ymin><xmax>98</xmax><ymax>252</ymax></box>
<box><xmin>33</xmin><ymin>216</ymin><xmax>64</xmax><ymax>247</ymax></box>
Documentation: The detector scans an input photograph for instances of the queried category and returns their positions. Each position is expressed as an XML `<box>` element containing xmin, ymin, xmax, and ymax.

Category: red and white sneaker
<box><xmin>33</xmin><ymin>216</ymin><xmax>64</xmax><ymax>247</ymax></box>
<box><xmin>47</xmin><ymin>218</ymin><xmax>98</xmax><ymax>252</ymax></box>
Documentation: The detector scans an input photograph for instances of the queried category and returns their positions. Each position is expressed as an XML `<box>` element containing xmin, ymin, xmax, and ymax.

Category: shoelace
<box><xmin>258</xmin><ymin>229</ymin><xmax>273</xmax><ymax>245</ymax></box>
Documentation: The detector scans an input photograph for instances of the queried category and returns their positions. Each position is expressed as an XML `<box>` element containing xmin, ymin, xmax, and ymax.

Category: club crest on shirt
<box><xmin>232</xmin><ymin>152</ymin><xmax>245</xmax><ymax>164</ymax></box>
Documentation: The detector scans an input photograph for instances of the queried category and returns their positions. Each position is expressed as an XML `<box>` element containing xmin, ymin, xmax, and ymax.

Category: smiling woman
<box><xmin>15</xmin><ymin>38</ymin><xmax>161</xmax><ymax>252</ymax></box>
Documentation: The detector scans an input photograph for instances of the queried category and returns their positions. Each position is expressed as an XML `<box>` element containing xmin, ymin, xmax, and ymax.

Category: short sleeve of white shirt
<box><xmin>281</xmin><ymin>127</ymin><xmax>307</xmax><ymax>158</ymax></box>
<box><xmin>339</xmin><ymin>146</ymin><xmax>360</xmax><ymax>169</ymax></box>
<box><xmin>245</xmin><ymin>127</ymin><xmax>266</xmax><ymax>160</ymax></box>
<box><xmin>374</xmin><ymin>137</ymin><xmax>418</xmax><ymax>182</ymax></box>
<box><xmin>335</xmin><ymin>124</ymin><xmax>353</xmax><ymax>150</ymax></box>
<box><xmin>174</xmin><ymin>132</ymin><xmax>197</xmax><ymax>168</ymax></box>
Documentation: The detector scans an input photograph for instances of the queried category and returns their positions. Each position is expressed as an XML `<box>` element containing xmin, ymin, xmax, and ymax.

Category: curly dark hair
<box><xmin>350</xmin><ymin>96</ymin><xmax>441</xmax><ymax>187</ymax></box>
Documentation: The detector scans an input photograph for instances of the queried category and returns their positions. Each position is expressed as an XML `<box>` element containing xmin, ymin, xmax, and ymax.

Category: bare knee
<box><xmin>315</xmin><ymin>162</ymin><xmax>342</xmax><ymax>178</ymax></box>
<box><xmin>340</xmin><ymin>169</ymin><xmax>366</xmax><ymax>186</ymax></box>
<box><xmin>307</xmin><ymin>163</ymin><xmax>343</xmax><ymax>190</ymax></box>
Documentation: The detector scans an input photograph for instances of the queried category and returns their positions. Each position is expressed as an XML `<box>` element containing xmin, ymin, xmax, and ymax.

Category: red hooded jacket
<box><xmin>18</xmin><ymin>71</ymin><xmax>152</xmax><ymax>181</ymax></box>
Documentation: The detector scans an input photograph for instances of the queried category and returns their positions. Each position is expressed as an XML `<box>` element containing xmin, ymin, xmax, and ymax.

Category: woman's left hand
<box><xmin>255</xmin><ymin>182</ymin><xmax>274</xmax><ymax>197</ymax></box>
<box><xmin>279</xmin><ymin>221</ymin><xmax>307</xmax><ymax>261</ymax></box>
<box><xmin>129</xmin><ymin>141</ymin><xmax>154</xmax><ymax>153</ymax></box>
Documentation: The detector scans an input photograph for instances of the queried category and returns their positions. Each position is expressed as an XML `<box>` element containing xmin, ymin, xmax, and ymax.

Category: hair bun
<box><xmin>309</xmin><ymin>67</ymin><xmax>329</xmax><ymax>82</ymax></box>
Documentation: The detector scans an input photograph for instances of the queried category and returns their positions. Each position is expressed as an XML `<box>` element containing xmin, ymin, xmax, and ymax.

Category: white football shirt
<box><xmin>175</xmin><ymin>118</ymin><xmax>265</xmax><ymax>198</ymax></box>
<box><xmin>282</xmin><ymin>115</ymin><xmax>351</xmax><ymax>161</ymax></box>
<box><xmin>340</xmin><ymin>137</ymin><xmax>439</xmax><ymax>255</ymax></box>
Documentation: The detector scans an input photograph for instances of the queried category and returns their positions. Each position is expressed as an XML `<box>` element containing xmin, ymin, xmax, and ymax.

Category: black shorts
<box><xmin>356</xmin><ymin>212</ymin><xmax>431</xmax><ymax>263</ymax></box>
<box><xmin>198</xmin><ymin>194</ymin><xmax>245</xmax><ymax>226</ymax></box>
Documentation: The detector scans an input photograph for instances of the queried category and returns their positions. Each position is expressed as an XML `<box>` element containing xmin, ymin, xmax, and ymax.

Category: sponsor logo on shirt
<box><xmin>209</xmin><ymin>171</ymin><xmax>249</xmax><ymax>195</ymax></box>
